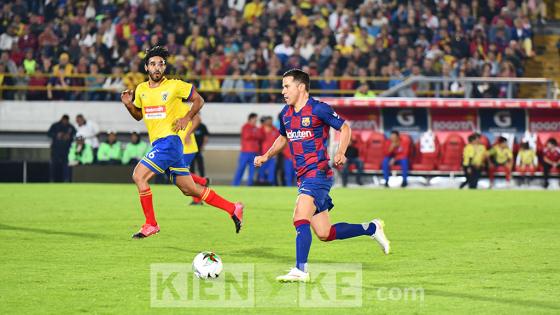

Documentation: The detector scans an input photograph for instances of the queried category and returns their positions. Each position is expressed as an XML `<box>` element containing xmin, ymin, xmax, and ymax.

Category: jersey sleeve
<box><xmin>314</xmin><ymin>102</ymin><xmax>345</xmax><ymax>130</ymax></box>
<box><xmin>176</xmin><ymin>80</ymin><xmax>194</xmax><ymax>102</ymax></box>
<box><xmin>278</xmin><ymin>106</ymin><xmax>288</xmax><ymax>137</ymax></box>
<box><xmin>133</xmin><ymin>86</ymin><xmax>142</xmax><ymax>108</ymax></box>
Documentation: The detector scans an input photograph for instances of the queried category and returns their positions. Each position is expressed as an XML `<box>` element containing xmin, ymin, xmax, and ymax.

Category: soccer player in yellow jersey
<box><xmin>120</xmin><ymin>46</ymin><xmax>243</xmax><ymax>238</ymax></box>
<box><xmin>178</xmin><ymin>107</ymin><xmax>209</xmax><ymax>205</ymax></box>
<box><xmin>516</xmin><ymin>142</ymin><xmax>537</xmax><ymax>185</ymax></box>
<box><xmin>460</xmin><ymin>133</ymin><xmax>487</xmax><ymax>189</ymax></box>
<box><xmin>488</xmin><ymin>136</ymin><xmax>513</xmax><ymax>187</ymax></box>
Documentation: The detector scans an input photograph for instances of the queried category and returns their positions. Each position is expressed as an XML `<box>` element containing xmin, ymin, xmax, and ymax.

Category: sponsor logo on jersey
<box><xmin>286</xmin><ymin>130</ymin><xmax>313</xmax><ymax>141</ymax></box>
<box><xmin>144</xmin><ymin>106</ymin><xmax>166</xmax><ymax>119</ymax></box>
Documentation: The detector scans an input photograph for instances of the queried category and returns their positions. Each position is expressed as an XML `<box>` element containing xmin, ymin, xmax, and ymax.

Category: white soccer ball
<box><xmin>192</xmin><ymin>251</ymin><xmax>223</xmax><ymax>279</ymax></box>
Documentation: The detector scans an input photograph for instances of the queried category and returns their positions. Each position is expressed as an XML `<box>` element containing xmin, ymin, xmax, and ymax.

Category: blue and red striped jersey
<box><xmin>279</xmin><ymin>97</ymin><xmax>345</xmax><ymax>179</ymax></box>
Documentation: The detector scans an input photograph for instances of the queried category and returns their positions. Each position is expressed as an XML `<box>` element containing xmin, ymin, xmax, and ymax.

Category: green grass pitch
<box><xmin>1</xmin><ymin>184</ymin><xmax>559</xmax><ymax>314</ymax></box>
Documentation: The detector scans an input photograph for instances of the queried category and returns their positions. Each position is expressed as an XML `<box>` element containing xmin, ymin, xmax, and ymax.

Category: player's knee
<box><xmin>316</xmin><ymin>229</ymin><xmax>331</xmax><ymax>241</ymax></box>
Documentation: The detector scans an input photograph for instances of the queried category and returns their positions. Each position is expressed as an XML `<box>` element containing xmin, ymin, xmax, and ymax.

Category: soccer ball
<box><xmin>192</xmin><ymin>251</ymin><xmax>223</xmax><ymax>279</ymax></box>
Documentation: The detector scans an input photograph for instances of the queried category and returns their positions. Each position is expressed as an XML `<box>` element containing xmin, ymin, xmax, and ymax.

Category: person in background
<box><xmin>354</xmin><ymin>82</ymin><xmax>376</xmax><ymax>98</ymax></box>
<box><xmin>488</xmin><ymin>136</ymin><xmax>513</xmax><ymax>187</ymax></box>
<box><xmin>516</xmin><ymin>142</ymin><xmax>537</xmax><ymax>186</ymax></box>
<box><xmin>122</xmin><ymin>131</ymin><xmax>150</xmax><ymax>165</ymax></box>
<box><xmin>460</xmin><ymin>133</ymin><xmax>487</xmax><ymax>189</ymax></box>
<box><xmin>47</xmin><ymin>114</ymin><xmax>76</xmax><ymax>182</ymax></box>
<box><xmin>341</xmin><ymin>137</ymin><xmax>364</xmax><ymax>187</ymax></box>
<box><xmin>75</xmin><ymin>114</ymin><xmax>99</xmax><ymax>161</ymax></box>
<box><xmin>97</xmin><ymin>130</ymin><xmax>123</xmax><ymax>165</ymax></box>
<box><xmin>191</xmin><ymin>119</ymin><xmax>209</xmax><ymax>177</ymax></box>
<box><xmin>382</xmin><ymin>130</ymin><xmax>409</xmax><ymax>188</ymax></box>
<box><xmin>232</xmin><ymin>113</ymin><xmax>262</xmax><ymax>186</ymax></box>
<box><xmin>542</xmin><ymin>138</ymin><xmax>560</xmax><ymax>189</ymax></box>
<box><xmin>68</xmin><ymin>136</ymin><xmax>94</xmax><ymax>166</ymax></box>
<box><xmin>257</xmin><ymin>116</ymin><xmax>279</xmax><ymax>185</ymax></box>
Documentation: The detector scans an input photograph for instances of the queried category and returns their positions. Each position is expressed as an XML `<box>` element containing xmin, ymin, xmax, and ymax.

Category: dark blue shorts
<box><xmin>183</xmin><ymin>153</ymin><xmax>196</xmax><ymax>168</ymax></box>
<box><xmin>297</xmin><ymin>177</ymin><xmax>334</xmax><ymax>214</ymax></box>
<box><xmin>140</xmin><ymin>136</ymin><xmax>190</xmax><ymax>183</ymax></box>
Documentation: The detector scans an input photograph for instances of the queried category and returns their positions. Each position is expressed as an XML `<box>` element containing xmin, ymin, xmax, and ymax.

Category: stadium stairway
<box><xmin>520</xmin><ymin>23</ymin><xmax>560</xmax><ymax>99</ymax></box>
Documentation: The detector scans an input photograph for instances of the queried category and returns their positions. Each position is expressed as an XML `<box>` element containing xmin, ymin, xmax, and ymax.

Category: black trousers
<box><xmin>463</xmin><ymin>166</ymin><xmax>481</xmax><ymax>189</ymax></box>
<box><xmin>543</xmin><ymin>162</ymin><xmax>559</xmax><ymax>185</ymax></box>
<box><xmin>191</xmin><ymin>152</ymin><xmax>205</xmax><ymax>177</ymax></box>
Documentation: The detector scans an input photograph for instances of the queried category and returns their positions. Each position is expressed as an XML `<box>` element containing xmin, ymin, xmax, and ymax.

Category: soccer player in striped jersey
<box><xmin>120</xmin><ymin>46</ymin><xmax>243</xmax><ymax>239</ymax></box>
<box><xmin>254</xmin><ymin>69</ymin><xmax>390</xmax><ymax>282</ymax></box>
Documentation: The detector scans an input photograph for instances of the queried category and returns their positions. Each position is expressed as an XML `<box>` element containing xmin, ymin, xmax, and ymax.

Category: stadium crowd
<box><xmin>0</xmin><ymin>0</ymin><xmax>543</xmax><ymax>101</ymax></box>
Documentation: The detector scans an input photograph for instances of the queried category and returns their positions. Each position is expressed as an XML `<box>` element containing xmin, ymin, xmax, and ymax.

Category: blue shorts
<box><xmin>183</xmin><ymin>153</ymin><xmax>196</xmax><ymax>168</ymax></box>
<box><xmin>297</xmin><ymin>177</ymin><xmax>334</xmax><ymax>214</ymax></box>
<box><xmin>140</xmin><ymin>136</ymin><xmax>190</xmax><ymax>183</ymax></box>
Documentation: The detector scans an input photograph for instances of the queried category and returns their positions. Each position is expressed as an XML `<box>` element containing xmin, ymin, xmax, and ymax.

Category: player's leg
<box><xmin>488</xmin><ymin>163</ymin><xmax>496</xmax><ymax>187</ymax></box>
<box><xmin>310</xmin><ymin>201</ymin><xmax>390</xmax><ymax>254</ymax></box>
<box><xmin>174</xmin><ymin>174</ymin><xmax>244</xmax><ymax>233</ymax></box>
<box><xmin>400</xmin><ymin>158</ymin><xmax>409</xmax><ymax>187</ymax></box>
<box><xmin>131</xmin><ymin>162</ymin><xmax>159</xmax><ymax>238</ymax></box>
<box><xmin>183</xmin><ymin>153</ymin><xmax>207</xmax><ymax>205</ymax></box>
<box><xmin>505</xmin><ymin>162</ymin><xmax>512</xmax><ymax>183</ymax></box>
<box><xmin>382</xmin><ymin>157</ymin><xmax>391</xmax><ymax>187</ymax></box>
<box><xmin>277</xmin><ymin>194</ymin><xmax>316</xmax><ymax>282</ymax></box>
<box><xmin>247</xmin><ymin>153</ymin><xmax>257</xmax><ymax>186</ymax></box>
<box><xmin>232</xmin><ymin>152</ymin><xmax>249</xmax><ymax>186</ymax></box>
<box><xmin>267</xmin><ymin>157</ymin><xmax>277</xmax><ymax>185</ymax></box>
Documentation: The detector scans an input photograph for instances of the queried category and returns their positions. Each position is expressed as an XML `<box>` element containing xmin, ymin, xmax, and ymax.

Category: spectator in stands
<box><xmin>75</xmin><ymin>114</ymin><xmax>99</xmax><ymax>161</ymax></box>
<box><xmin>257</xmin><ymin>116</ymin><xmax>279</xmax><ymax>185</ymax></box>
<box><xmin>192</xmin><ymin>118</ymin><xmax>210</xmax><ymax>177</ymax></box>
<box><xmin>221</xmin><ymin>69</ymin><xmax>245</xmax><ymax>103</ymax></box>
<box><xmin>354</xmin><ymin>82</ymin><xmax>376</xmax><ymax>98</ymax></box>
<box><xmin>543</xmin><ymin>138</ymin><xmax>560</xmax><ymax>189</ymax></box>
<box><xmin>122</xmin><ymin>132</ymin><xmax>150</xmax><ymax>165</ymax></box>
<box><xmin>341</xmin><ymin>137</ymin><xmax>364</xmax><ymax>187</ymax></box>
<box><xmin>47</xmin><ymin>114</ymin><xmax>76</xmax><ymax>182</ymax></box>
<box><xmin>382</xmin><ymin>131</ymin><xmax>410</xmax><ymax>188</ymax></box>
<box><xmin>232</xmin><ymin>113</ymin><xmax>262</xmax><ymax>186</ymax></box>
<box><xmin>488</xmin><ymin>136</ymin><xmax>514</xmax><ymax>187</ymax></box>
<box><xmin>516</xmin><ymin>142</ymin><xmax>538</xmax><ymax>186</ymax></box>
<box><xmin>460</xmin><ymin>133</ymin><xmax>487</xmax><ymax>189</ymax></box>
<box><xmin>68</xmin><ymin>136</ymin><xmax>94</xmax><ymax>166</ymax></box>
<box><xmin>97</xmin><ymin>130</ymin><xmax>122</xmax><ymax>165</ymax></box>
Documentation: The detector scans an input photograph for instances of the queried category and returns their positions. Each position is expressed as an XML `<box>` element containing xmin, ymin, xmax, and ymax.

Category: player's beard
<box><xmin>148</xmin><ymin>71</ymin><xmax>163</xmax><ymax>82</ymax></box>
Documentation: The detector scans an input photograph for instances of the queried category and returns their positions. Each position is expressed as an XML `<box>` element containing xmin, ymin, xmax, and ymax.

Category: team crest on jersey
<box><xmin>161</xmin><ymin>91</ymin><xmax>169</xmax><ymax>101</ymax></box>
<box><xmin>301</xmin><ymin>117</ymin><xmax>311</xmax><ymax>127</ymax></box>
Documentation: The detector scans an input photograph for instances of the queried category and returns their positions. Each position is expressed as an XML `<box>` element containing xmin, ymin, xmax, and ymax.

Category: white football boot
<box><xmin>276</xmin><ymin>267</ymin><xmax>310</xmax><ymax>283</ymax></box>
<box><xmin>365</xmin><ymin>219</ymin><xmax>390</xmax><ymax>254</ymax></box>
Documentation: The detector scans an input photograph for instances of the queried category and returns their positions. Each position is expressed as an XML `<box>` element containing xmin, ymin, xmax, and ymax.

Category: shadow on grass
<box><xmin>0</xmin><ymin>224</ymin><xmax>101</xmax><ymax>239</ymax></box>
<box><xmin>368</xmin><ymin>282</ymin><xmax>560</xmax><ymax>311</ymax></box>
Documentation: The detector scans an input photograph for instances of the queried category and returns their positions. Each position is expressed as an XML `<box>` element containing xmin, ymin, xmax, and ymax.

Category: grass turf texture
<box><xmin>1</xmin><ymin>184</ymin><xmax>559</xmax><ymax>314</ymax></box>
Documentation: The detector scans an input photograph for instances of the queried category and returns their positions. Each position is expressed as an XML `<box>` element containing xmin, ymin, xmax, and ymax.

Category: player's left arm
<box><xmin>173</xmin><ymin>85</ymin><xmax>205</xmax><ymax>132</ymax></box>
<box><xmin>334</xmin><ymin>122</ymin><xmax>351</xmax><ymax>166</ymax></box>
<box><xmin>185</xmin><ymin>114</ymin><xmax>201</xmax><ymax>140</ymax></box>
<box><xmin>315</xmin><ymin>103</ymin><xmax>350</xmax><ymax>166</ymax></box>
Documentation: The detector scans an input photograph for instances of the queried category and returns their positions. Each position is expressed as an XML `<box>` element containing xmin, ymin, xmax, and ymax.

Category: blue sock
<box><xmin>333</xmin><ymin>222</ymin><xmax>376</xmax><ymax>240</ymax></box>
<box><xmin>294</xmin><ymin>220</ymin><xmax>312</xmax><ymax>272</ymax></box>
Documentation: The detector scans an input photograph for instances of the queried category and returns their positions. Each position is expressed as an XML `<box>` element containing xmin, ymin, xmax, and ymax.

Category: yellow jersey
<box><xmin>133</xmin><ymin>78</ymin><xmax>194</xmax><ymax>144</ymax></box>
<box><xmin>177</xmin><ymin>103</ymin><xmax>199</xmax><ymax>154</ymax></box>
<box><xmin>463</xmin><ymin>144</ymin><xmax>487</xmax><ymax>167</ymax></box>
<box><xmin>489</xmin><ymin>145</ymin><xmax>513</xmax><ymax>164</ymax></box>
<box><xmin>516</xmin><ymin>149</ymin><xmax>537</xmax><ymax>166</ymax></box>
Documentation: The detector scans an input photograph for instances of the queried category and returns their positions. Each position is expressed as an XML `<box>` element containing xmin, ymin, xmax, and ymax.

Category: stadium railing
<box><xmin>1</xmin><ymin>73</ymin><xmax>556</xmax><ymax>99</ymax></box>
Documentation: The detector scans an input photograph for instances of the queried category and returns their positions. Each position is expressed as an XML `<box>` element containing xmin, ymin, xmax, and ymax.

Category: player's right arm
<box><xmin>120</xmin><ymin>89</ymin><xmax>143</xmax><ymax>121</ymax></box>
<box><xmin>254</xmin><ymin>135</ymin><xmax>288</xmax><ymax>167</ymax></box>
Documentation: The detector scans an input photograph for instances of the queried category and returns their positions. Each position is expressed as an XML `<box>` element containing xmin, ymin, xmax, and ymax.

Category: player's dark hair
<box><xmin>391</xmin><ymin>130</ymin><xmax>400</xmax><ymax>136</ymax></box>
<box><xmin>144</xmin><ymin>46</ymin><xmax>169</xmax><ymax>66</ymax></box>
<box><xmin>497</xmin><ymin>136</ymin><xmax>507</xmax><ymax>143</ymax></box>
<box><xmin>468</xmin><ymin>134</ymin><xmax>477</xmax><ymax>143</ymax></box>
<box><xmin>283</xmin><ymin>68</ymin><xmax>310</xmax><ymax>91</ymax></box>
<box><xmin>547</xmin><ymin>138</ymin><xmax>558</xmax><ymax>146</ymax></box>
<box><xmin>248</xmin><ymin>113</ymin><xmax>258</xmax><ymax>120</ymax></box>
<box><xmin>61</xmin><ymin>114</ymin><xmax>69</xmax><ymax>120</ymax></box>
